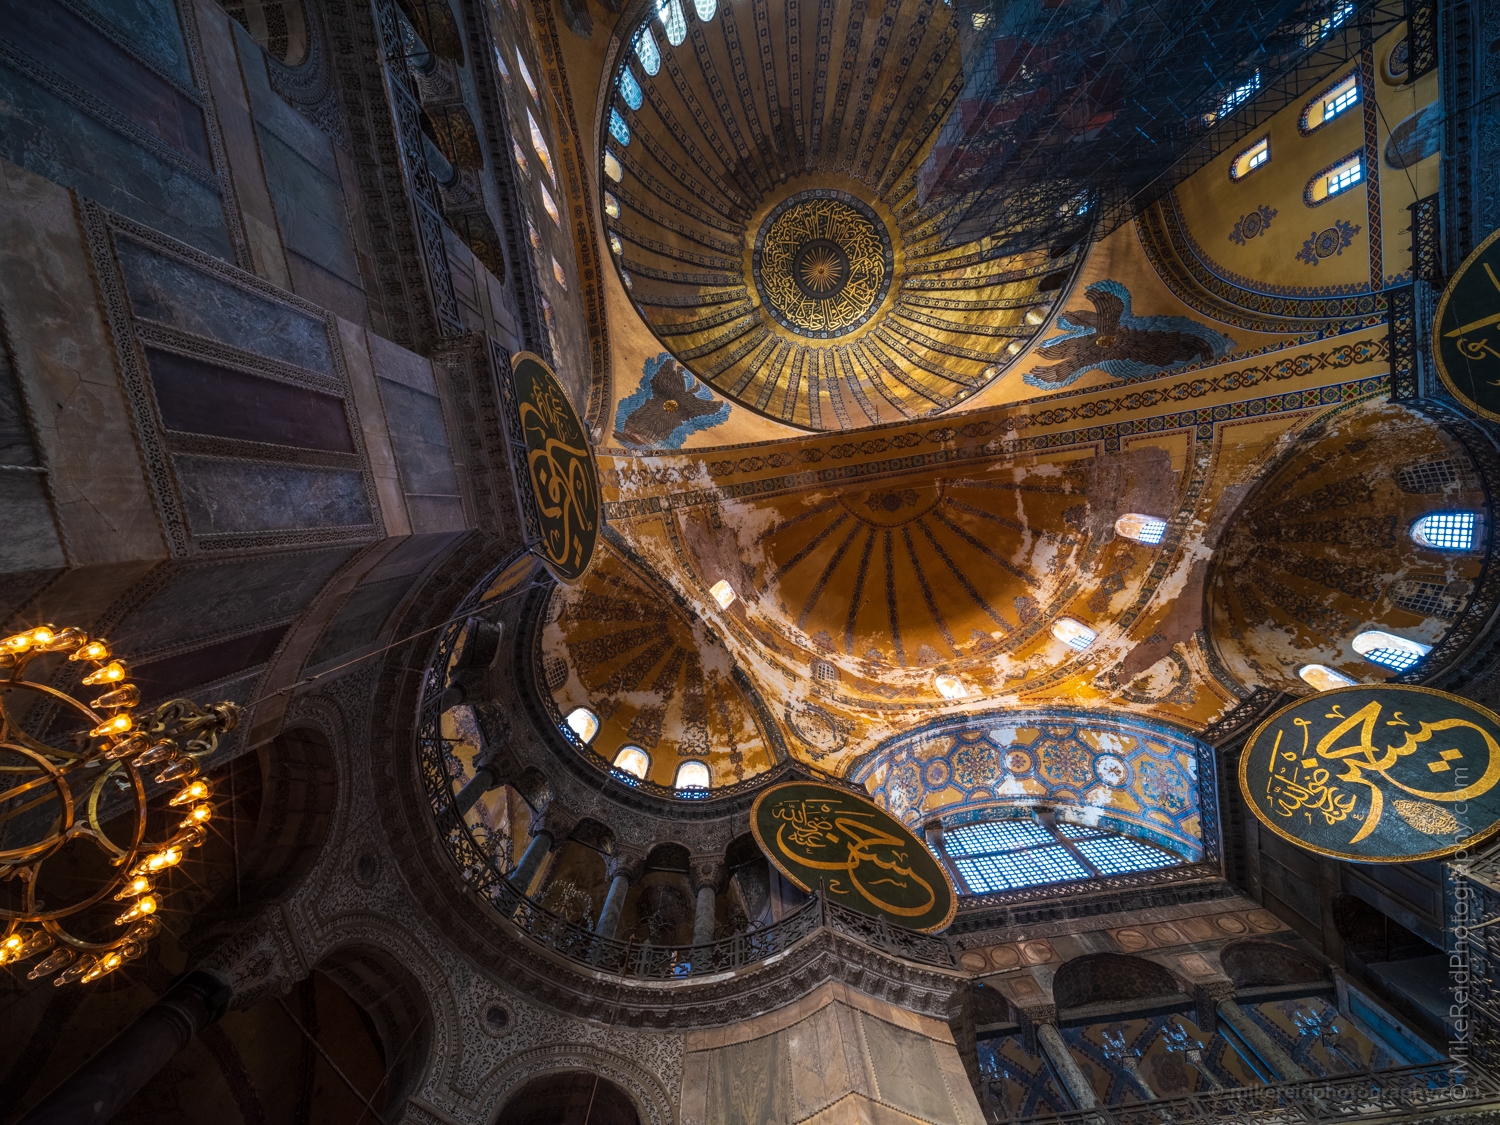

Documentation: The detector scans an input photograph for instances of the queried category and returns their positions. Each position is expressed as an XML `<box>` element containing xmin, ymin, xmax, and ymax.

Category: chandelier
<box><xmin>0</xmin><ymin>625</ymin><xmax>239</xmax><ymax>985</ymax></box>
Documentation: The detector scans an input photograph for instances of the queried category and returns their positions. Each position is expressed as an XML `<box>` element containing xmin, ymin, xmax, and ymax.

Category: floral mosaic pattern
<box><xmin>853</xmin><ymin>710</ymin><xmax>1207</xmax><ymax>859</ymax></box>
<box><xmin>1228</xmin><ymin>205</ymin><xmax>1277</xmax><ymax>245</ymax></box>
<box><xmin>1295</xmin><ymin>219</ymin><xmax>1362</xmax><ymax>267</ymax></box>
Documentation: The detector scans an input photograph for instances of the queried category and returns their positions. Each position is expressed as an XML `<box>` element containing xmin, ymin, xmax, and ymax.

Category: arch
<box><xmin>481</xmin><ymin>1045</ymin><xmax>674</xmax><ymax>1125</ymax></box>
<box><xmin>569</xmin><ymin>817</ymin><xmax>617</xmax><ymax>855</ymax></box>
<box><xmin>1220</xmin><ymin>939</ymin><xmax>1327</xmax><ymax>987</ymax></box>
<box><xmin>612</xmin><ymin>744</ymin><xmax>650</xmax><ymax>779</ymax></box>
<box><xmin>225</xmin><ymin>0</ymin><xmax>310</xmax><ymax>66</ymax></box>
<box><xmin>495</xmin><ymin>1072</ymin><xmax>641</xmax><ymax>1125</ymax></box>
<box><xmin>1052</xmin><ymin>953</ymin><xmax>1184</xmax><ymax>1010</ymax></box>
<box><xmin>674</xmin><ymin>760</ymin><xmax>710</xmax><ymax>790</ymax></box>
<box><xmin>317</xmin><ymin>943</ymin><xmax>435</xmax><ymax>1116</ymax></box>
<box><xmin>1411</xmin><ymin>510</ymin><xmax>1480</xmax><ymax>551</ymax></box>
<box><xmin>645</xmin><ymin>842</ymin><xmax>691</xmax><ymax>872</ymax></box>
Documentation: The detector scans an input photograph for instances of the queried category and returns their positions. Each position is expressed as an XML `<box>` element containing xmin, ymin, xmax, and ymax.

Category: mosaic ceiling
<box><xmin>599</xmin><ymin>0</ymin><xmax>1076</xmax><ymax>429</ymax></box>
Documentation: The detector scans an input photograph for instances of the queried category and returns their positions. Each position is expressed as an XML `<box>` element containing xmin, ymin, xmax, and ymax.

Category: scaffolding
<box><xmin>920</xmin><ymin>0</ymin><xmax>1407</xmax><ymax>254</ymax></box>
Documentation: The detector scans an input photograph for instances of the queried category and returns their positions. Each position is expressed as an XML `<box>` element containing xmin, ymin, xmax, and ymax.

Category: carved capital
<box><xmin>196</xmin><ymin>911</ymin><xmax>302</xmax><ymax>1010</ymax></box>
<box><xmin>1193</xmin><ymin>978</ymin><xmax>1236</xmax><ymax>1034</ymax></box>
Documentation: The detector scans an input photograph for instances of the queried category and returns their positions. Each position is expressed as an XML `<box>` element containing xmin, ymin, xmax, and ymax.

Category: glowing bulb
<box><xmin>89</xmin><ymin>713</ymin><xmax>133</xmax><ymax>738</ymax></box>
<box><xmin>2</xmin><ymin>626</ymin><xmax>55</xmax><ymax>653</ymax></box>
<box><xmin>80</xmin><ymin>951</ymin><xmax>124</xmax><ymax>982</ymax></box>
<box><xmin>115</xmin><ymin>895</ymin><xmax>158</xmax><ymax>925</ymax></box>
<box><xmin>115</xmin><ymin>876</ymin><xmax>153</xmax><ymax>900</ymax></box>
<box><xmin>133</xmin><ymin>845</ymin><xmax>183</xmax><ymax>876</ymax></box>
<box><xmin>169</xmin><ymin>780</ymin><xmax>210</xmax><ymax>806</ymax></box>
<box><xmin>82</xmin><ymin>661</ymin><xmax>128</xmax><ymax>685</ymax></box>
<box><xmin>180</xmin><ymin>803</ymin><xmax>213</xmax><ymax>827</ymax></box>
<box><xmin>710</xmin><ymin>580</ymin><xmax>736</xmax><ymax>609</ymax></box>
<box><xmin>70</xmin><ymin>639</ymin><xmax>110</xmax><ymax>662</ymax></box>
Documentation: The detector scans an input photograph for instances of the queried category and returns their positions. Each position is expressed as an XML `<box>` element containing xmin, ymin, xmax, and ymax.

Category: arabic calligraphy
<box><xmin>754</xmin><ymin>194</ymin><xmax>892</xmax><ymax>337</ymax></box>
<box><xmin>1434</xmin><ymin>227</ymin><xmax>1500</xmax><ymax>419</ymax></box>
<box><xmin>750</xmin><ymin>781</ymin><xmax>956</xmax><ymax>932</ymax></box>
<box><xmin>1241</xmin><ymin>685</ymin><xmax>1500</xmax><ymax>862</ymax></box>
<box><xmin>512</xmin><ymin>354</ymin><xmax>599</xmax><ymax>582</ymax></box>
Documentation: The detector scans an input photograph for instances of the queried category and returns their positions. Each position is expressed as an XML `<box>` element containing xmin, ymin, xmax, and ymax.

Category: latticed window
<box><xmin>812</xmin><ymin>659</ymin><xmax>838</xmax><ymax>683</ymax></box>
<box><xmin>941</xmin><ymin>817</ymin><xmax>1178</xmax><ymax>894</ymax></box>
<box><xmin>1353</xmin><ymin>630</ymin><xmax>1431</xmax><ymax>672</ymax></box>
<box><xmin>608</xmin><ymin>108</ymin><xmax>632</xmax><ymax>147</ymax></box>
<box><xmin>1390</xmin><ymin>578</ymin><xmax>1462</xmax><ymax>619</ymax></box>
<box><xmin>657</xmin><ymin>0</ymin><xmax>687</xmax><ymax>46</ymax></box>
<box><xmin>675</xmin><ymin>760</ymin><xmax>710</xmax><ymax>790</ymax></box>
<box><xmin>1396</xmin><ymin>459</ymin><xmax>1460</xmax><ymax>493</ymax></box>
<box><xmin>1115</xmin><ymin>513</ymin><xmax>1167</xmax><ymax>544</ymax></box>
<box><xmin>1327</xmin><ymin>157</ymin><xmax>1362</xmax><ymax>196</ymax></box>
<box><xmin>617</xmin><ymin>68</ymin><xmax>644</xmax><ymax>111</ymax></box>
<box><xmin>543</xmin><ymin>655</ymin><xmax>568</xmax><ymax>691</ymax></box>
<box><xmin>1411</xmin><ymin>511</ymin><xmax>1479</xmax><ymax>551</ymax></box>
<box><xmin>613</xmin><ymin>745</ymin><xmax>649</xmax><ymax>779</ymax></box>
<box><xmin>634</xmin><ymin>26</ymin><xmax>661</xmax><ymax>74</ymax></box>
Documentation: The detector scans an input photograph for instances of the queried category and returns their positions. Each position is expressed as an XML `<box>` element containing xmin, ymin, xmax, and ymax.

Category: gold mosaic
<box><xmin>755</xmin><ymin>196</ymin><xmax>889</xmax><ymax>337</ymax></box>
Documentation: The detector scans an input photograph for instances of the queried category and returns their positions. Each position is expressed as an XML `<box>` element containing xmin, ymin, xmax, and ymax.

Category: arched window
<box><xmin>657</xmin><ymin>0</ymin><xmax>687</xmax><ymax>46</ymax></box>
<box><xmin>493</xmin><ymin>44</ymin><xmax>511</xmax><ymax>84</ymax></box>
<box><xmin>1301</xmin><ymin>73</ymin><xmax>1359</xmax><ymax>132</ymax></box>
<box><xmin>1353</xmin><ymin>630</ymin><xmax>1431</xmax><ymax>672</ymax></box>
<box><xmin>515</xmin><ymin>48</ymin><xmax>539</xmax><ymax>100</ymax></box>
<box><xmin>709</xmin><ymin>579</ymin><xmax>736</xmax><ymax>609</ymax></box>
<box><xmin>604</xmin><ymin>192</ymin><xmax>621</xmax><ymax>219</ymax></box>
<box><xmin>1229</xmin><ymin>137</ymin><xmax>1269</xmax><ymax>181</ymax></box>
<box><xmin>527</xmin><ymin>110</ymin><xmax>555</xmax><ymax>182</ymax></box>
<box><xmin>1299</xmin><ymin>663</ymin><xmax>1357</xmax><ymax>691</ymax></box>
<box><xmin>942</xmin><ymin>816</ymin><xmax>1179</xmax><ymax>894</ymax></box>
<box><xmin>613</xmin><ymin>745</ymin><xmax>649</xmax><ymax>779</ymax></box>
<box><xmin>564</xmin><ymin>707</ymin><xmax>599</xmax><ymax>742</ymax></box>
<box><xmin>1051</xmin><ymin>617</ymin><xmax>1096</xmax><ymax>651</ymax></box>
<box><xmin>934</xmin><ymin>674</ymin><xmax>967</xmax><ymax>700</ymax></box>
<box><xmin>1412</xmin><ymin>511</ymin><xmax>1479</xmax><ymax>551</ymax></box>
<box><xmin>538</xmin><ymin>181</ymin><xmax>559</xmax><ymax>225</ymax></box>
<box><xmin>634</xmin><ymin>26</ymin><xmax>661</xmax><ymax>75</ymax></box>
<box><xmin>693</xmin><ymin>0</ymin><xmax>717</xmax><ymax>19</ymax></box>
<box><xmin>675</xmin><ymin>760</ymin><xmax>710</xmax><ymax>791</ymax></box>
<box><xmin>552</xmin><ymin>256</ymin><xmax>567</xmax><ymax>290</ymax></box>
<box><xmin>618</xmin><ymin>67</ymin><xmax>644</xmax><ymax>111</ymax></box>
<box><xmin>604</xmin><ymin>150</ymin><xmax>623</xmax><ymax>182</ymax></box>
<box><xmin>511</xmin><ymin>139</ymin><xmax>528</xmax><ymax>176</ymax></box>
<box><xmin>1307</xmin><ymin>153</ymin><xmax>1362</xmax><ymax>204</ymax></box>
<box><xmin>1114</xmin><ymin>513</ymin><xmax>1167</xmax><ymax>544</ymax></box>
<box><xmin>609</xmin><ymin>232</ymin><xmax>623</xmax><ymax>255</ymax></box>
<box><xmin>608</xmin><ymin>107</ymin><xmax>631</xmax><ymax>147</ymax></box>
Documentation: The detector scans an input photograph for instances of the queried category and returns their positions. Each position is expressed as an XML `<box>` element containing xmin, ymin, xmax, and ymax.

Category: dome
<box><xmin>598</xmin><ymin>0</ymin><xmax>1078</xmax><ymax>430</ymax></box>
<box><xmin>1207</xmin><ymin>401</ymin><xmax>1488</xmax><ymax>694</ymax></box>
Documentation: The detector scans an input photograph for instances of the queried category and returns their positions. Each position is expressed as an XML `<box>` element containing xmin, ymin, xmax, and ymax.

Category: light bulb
<box><xmin>91</xmin><ymin>684</ymin><xmax>139</xmax><ymax>711</ymax></box>
<box><xmin>115</xmin><ymin>895</ymin><xmax>158</xmax><ymax>924</ymax></box>
<box><xmin>54</xmin><ymin>957</ymin><xmax>97</xmax><ymax>986</ymax></box>
<box><xmin>89</xmin><ymin>713</ymin><xmax>133</xmax><ymax>738</ymax></box>
<box><xmin>114</xmin><ymin>876</ymin><xmax>152</xmax><ymax>900</ymax></box>
<box><xmin>132</xmin><ymin>846</ymin><xmax>182</xmax><ymax>876</ymax></box>
<box><xmin>169</xmin><ymin>781</ymin><xmax>210</xmax><ymax>806</ymax></box>
<box><xmin>27</xmin><ymin>948</ymin><xmax>76</xmax><ymax>980</ymax></box>
<box><xmin>80</xmin><ymin>952</ymin><xmax>124</xmax><ymax>982</ymax></box>
<box><xmin>70</xmin><ymin>639</ymin><xmax>110</xmax><ymax>662</ymax></box>
<box><xmin>180</xmin><ymin>803</ymin><xmax>212</xmax><ymax>827</ymax></box>
<box><xmin>81</xmin><ymin>661</ymin><xmax>128</xmax><ymax>685</ymax></box>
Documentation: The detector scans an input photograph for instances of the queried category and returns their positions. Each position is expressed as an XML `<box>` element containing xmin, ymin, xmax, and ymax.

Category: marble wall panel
<box><xmin>375</xmin><ymin>376</ymin><xmax>465</xmax><ymax>533</ymax></box>
<box><xmin>74</xmin><ymin>0</ymin><xmax>193</xmax><ymax>83</ymax></box>
<box><xmin>174</xmin><ymin>456</ymin><xmax>371</xmax><ymax>534</ymax></box>
<box><xmin>130</xmin><ymin>620</ymin><xmax>288</xmax><ymax>701</ymax></box>
<box><xmin>146</xmin><ymin>348</ymin><xmax>354</xmax><ymax>452</ymax></box>
<box><xmin>0</xmin><ymin>64</ymin><xmax>231</xmax><ymax>259</ymax></box>
<box><xmin>337</xmin><ymin>319</ymin><xmax>410</xmax><ymax>534</ymax></box>
<box><xmin>117</xmin><ymin>235</ymin><xmax>332</xmax><ymax>372</ymax></box>
<box><xmin>0</xmin><ymin>473</ymin><xmax>65</xmax><ymax>572</ymax></box>
<box><xmin>110</xmin><ymin>546</ymin><xmax>357</xmax><ymax>654</ymax></box>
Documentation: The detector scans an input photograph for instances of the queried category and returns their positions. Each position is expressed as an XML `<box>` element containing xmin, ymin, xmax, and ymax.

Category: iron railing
<box><xmin>993</xmin><ymin>1059</ymin><xmax>1498</xmax><ymax>1124</ymax></box>
<box><xmin>416</xmin><ymin>571</ymin><xmax>960</xmax><ymax>977</ymax></box>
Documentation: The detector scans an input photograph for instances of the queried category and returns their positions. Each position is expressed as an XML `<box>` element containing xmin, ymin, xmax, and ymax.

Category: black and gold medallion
<box><xmin>1239</xmin><ymin>684</ymin><xmax>1500</xmax><ymax>862</ymax></box>
<box><xmin>511</xmin><ymin>352</ymin><xmax>599</xmax><ymax>583</ymax></box>
<box><xmin>750</xmin><ymin>781</ymin><xmax>956</xmax><ymax>932</ymax></box>
<box><xmin>1433</xmin><ymin>226</ymin><xmax>1500</xmax><ymax>422</ymax></box>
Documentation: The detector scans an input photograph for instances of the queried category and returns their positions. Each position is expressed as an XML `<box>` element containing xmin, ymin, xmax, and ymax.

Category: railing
<box><xmin>992</xmin><ymin>1060</ymin><xmax>1497</xmax><ymax>1124</ymax></box>
<box><xmin>416</xmin><ymin>578</ymin><xmax>960</xmax><ymax>978</ymax></box>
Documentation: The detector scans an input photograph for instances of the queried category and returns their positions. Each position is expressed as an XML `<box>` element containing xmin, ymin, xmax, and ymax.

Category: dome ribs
<box><xmin>671</xmin><ymin>316</ymin><xmax>760</xmax><ymax>360</ymax></box>
<box><xmin>652</xmin><ymin>301</ymin><xmax>754</xmax><ymax>336</ymax></box>
<box><xmin>619</xmin><ymin>257</ymin><xmax>738</xmax><ymax>287</ymax></box>
<box><xmin>915</xmin><ymin>516</ymin><xmax>1014</xmax><ymax>631</ymax></box>
<box><xmin>850</xmin><ymin>339</ymin><xmax>930</xmax><ymax>413</ymax></box>
<box><xmin>633</xmin><ymin>287</ymin><xmax>748</xmax><ymax>308</ymax></box>
<box><xmin>784</xmin><ymin>0</ymin><xmax>806</xmax><ymax>152</ymax></box>
<box><xmin>660</xmin><ymin>41</ymin><xmax>752</xmax><ymax>194</ymax></box>
<box><xmin>617</xmin><ymin>228</ymin><xmax>739</xmax><ymax>272</ymax></box>
<box><xmin>687</xmin><ymin>22</ymin><xmax>771</xmax><ymax>197</ymax></box>
<box><xmin>629</xmin><ymin>107</ymin><xmax>748</xmax><ymax>219</ymax></box>
<box><xmin>747</xmin><ymin>0</ymin><xmax>788</xmax><ymax>161</ymax></box>
<box><xmin>805</xmin><ymin>0</ymin><xmax>835</xmax><ymax>162</ymax></box>
<box><xmin>892</xmin><ymin>304</ymin><xmax>1028</xmax><ymax>340</ymax></box>
<box><xmin>834</xmin><ymin>0</ymin><xmax>900</xmax><ymax>176</ymax></box>
<box><xmin>818</xmin><ymin>0</ymin><xmax>869</xmax><ymax>172</ymax></box>
<box><xmin>614</xmin><ymin>144</ymin><xmax>740</xmax><ymax>229</ymax></box>
<box><xmin>842</xmin><ymin>524</ymin><xmax>877</xmax><ymax>655</ymax></box>
<box><xmin>796</xmin><ymin>518</ymin><xmax>864</xmax><ymax>629</ymax></box>
<box><xmin>901</xmin><ymin>523</ymin><xmax>960</xmax><ymax>656</ymax></box>
<box><xmin>871</xmin><ymin>326</ymin><xmax>977</xmax><ymax>389</ymax></box>
<box><xmin>718</xmin><ymin>0</ymin><xmax>781</xmax><ymax>170</ymax></box>
<box><xmin>873</xmin><ymin>29</ymin><xmax>960</xmax><ymax>198</ymax></box>
<box><xmin>641</xmin><ymin>80</ymin><xmax>751</xmax><ymax>212</ymax></box>
<box><xmin>850</xmin><ymin>0</ymin><xmax>941</xmax><ymax>182</ymax></box>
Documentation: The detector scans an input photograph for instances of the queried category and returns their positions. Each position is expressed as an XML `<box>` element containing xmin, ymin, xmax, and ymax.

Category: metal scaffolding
<box><xmin>919</xmin><ymin>0</ymin><xmax>1406</xmax><ymax>254</ymax></box>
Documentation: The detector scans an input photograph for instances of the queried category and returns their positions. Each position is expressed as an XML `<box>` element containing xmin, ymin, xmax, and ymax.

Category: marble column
<box><xmin>18</xmin><ymin>970</ymin><xmax>233</xmax><ymax>1125</ymax></box>
<box><xmin>596</xmin><ymin>873</ymin><xmax>630</xmax><ymax>938</ymax></box>
<box><xmin>1036</xmin><ymin>1023</ymin><xmax>1099</xmax><ymax>1111</ymax></box>
<box><xmin>1218</xmin><ymin>998</ymin><xmax>1309</xmax><ymax>1081</ymax></box>
<box><xmin>453</xmin><ymin>763</ymin><xmax>501</xmax><ymax>815</ymax></box>
<box><xmin>692</xmin><ymin>884</ymin><xmax>717</xmax><ymax>948</ymax></box>
<box><xmin>509</xmin><ymin>830</ymin><xmax>553</xmax><ymax>894</ymax></box>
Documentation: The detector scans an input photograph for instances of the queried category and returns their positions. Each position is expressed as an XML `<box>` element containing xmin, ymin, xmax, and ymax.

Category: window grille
<box><xmin>941</xmin><ymin>817</ymin><xmax>1180</xmax><ymax>894</ymax></box>
<box><xmin>1411</xmin><ymin>511</ymin><xmax>1478</xmax><ymax>551</ymax></box>
<box><xmin>1396</xmin><ymin>459</ymin><xmax>1460</xmax><ymax>493</ymax></box>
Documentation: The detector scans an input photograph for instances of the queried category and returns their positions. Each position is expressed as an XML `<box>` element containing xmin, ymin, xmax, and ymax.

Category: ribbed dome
<box><xmin>600</xmin><ymin>0</ymin><xmax>1079</xmax><ymax>431</ymax></box>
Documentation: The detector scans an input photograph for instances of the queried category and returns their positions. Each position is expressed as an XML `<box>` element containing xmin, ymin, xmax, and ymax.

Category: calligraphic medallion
<box><xmin>1239</xmin><ymin>685</ymin><xmax>1500</xmax><ymax>862</ymax></box>
<box><xmin>750</xmin><ymin>781</ymin><xmax>956</xmax><ymax>932</ymax></box>
<box><xmin>1433</xmin><ymin>226</ymin><xmax>1500</xmax><ymax>422</ymax></box>
<box><xmin>753</xmin><ymin>191</ymin><xmax>893</xmax><ymax>338</ymax></box>
<box><xmin>511</xmin><ymin>352</ymin><xmax>599</xmax><ymax>583</ymax></box>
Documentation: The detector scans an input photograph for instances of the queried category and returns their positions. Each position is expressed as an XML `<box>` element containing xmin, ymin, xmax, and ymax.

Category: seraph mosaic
<box><xmin>614</xmin><ymin>353</ymin><xmax>730</xmax><ymax>449</ymax></box>
<box><xmin>1024</xmin><ymin>280</ymin><xmax>1235</xmax><ymax>389</ymax></box>
<box><xmin>853</xmin><ymin>711</ymin><xmax>1208</xmax><ymax>859</ymax></box>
